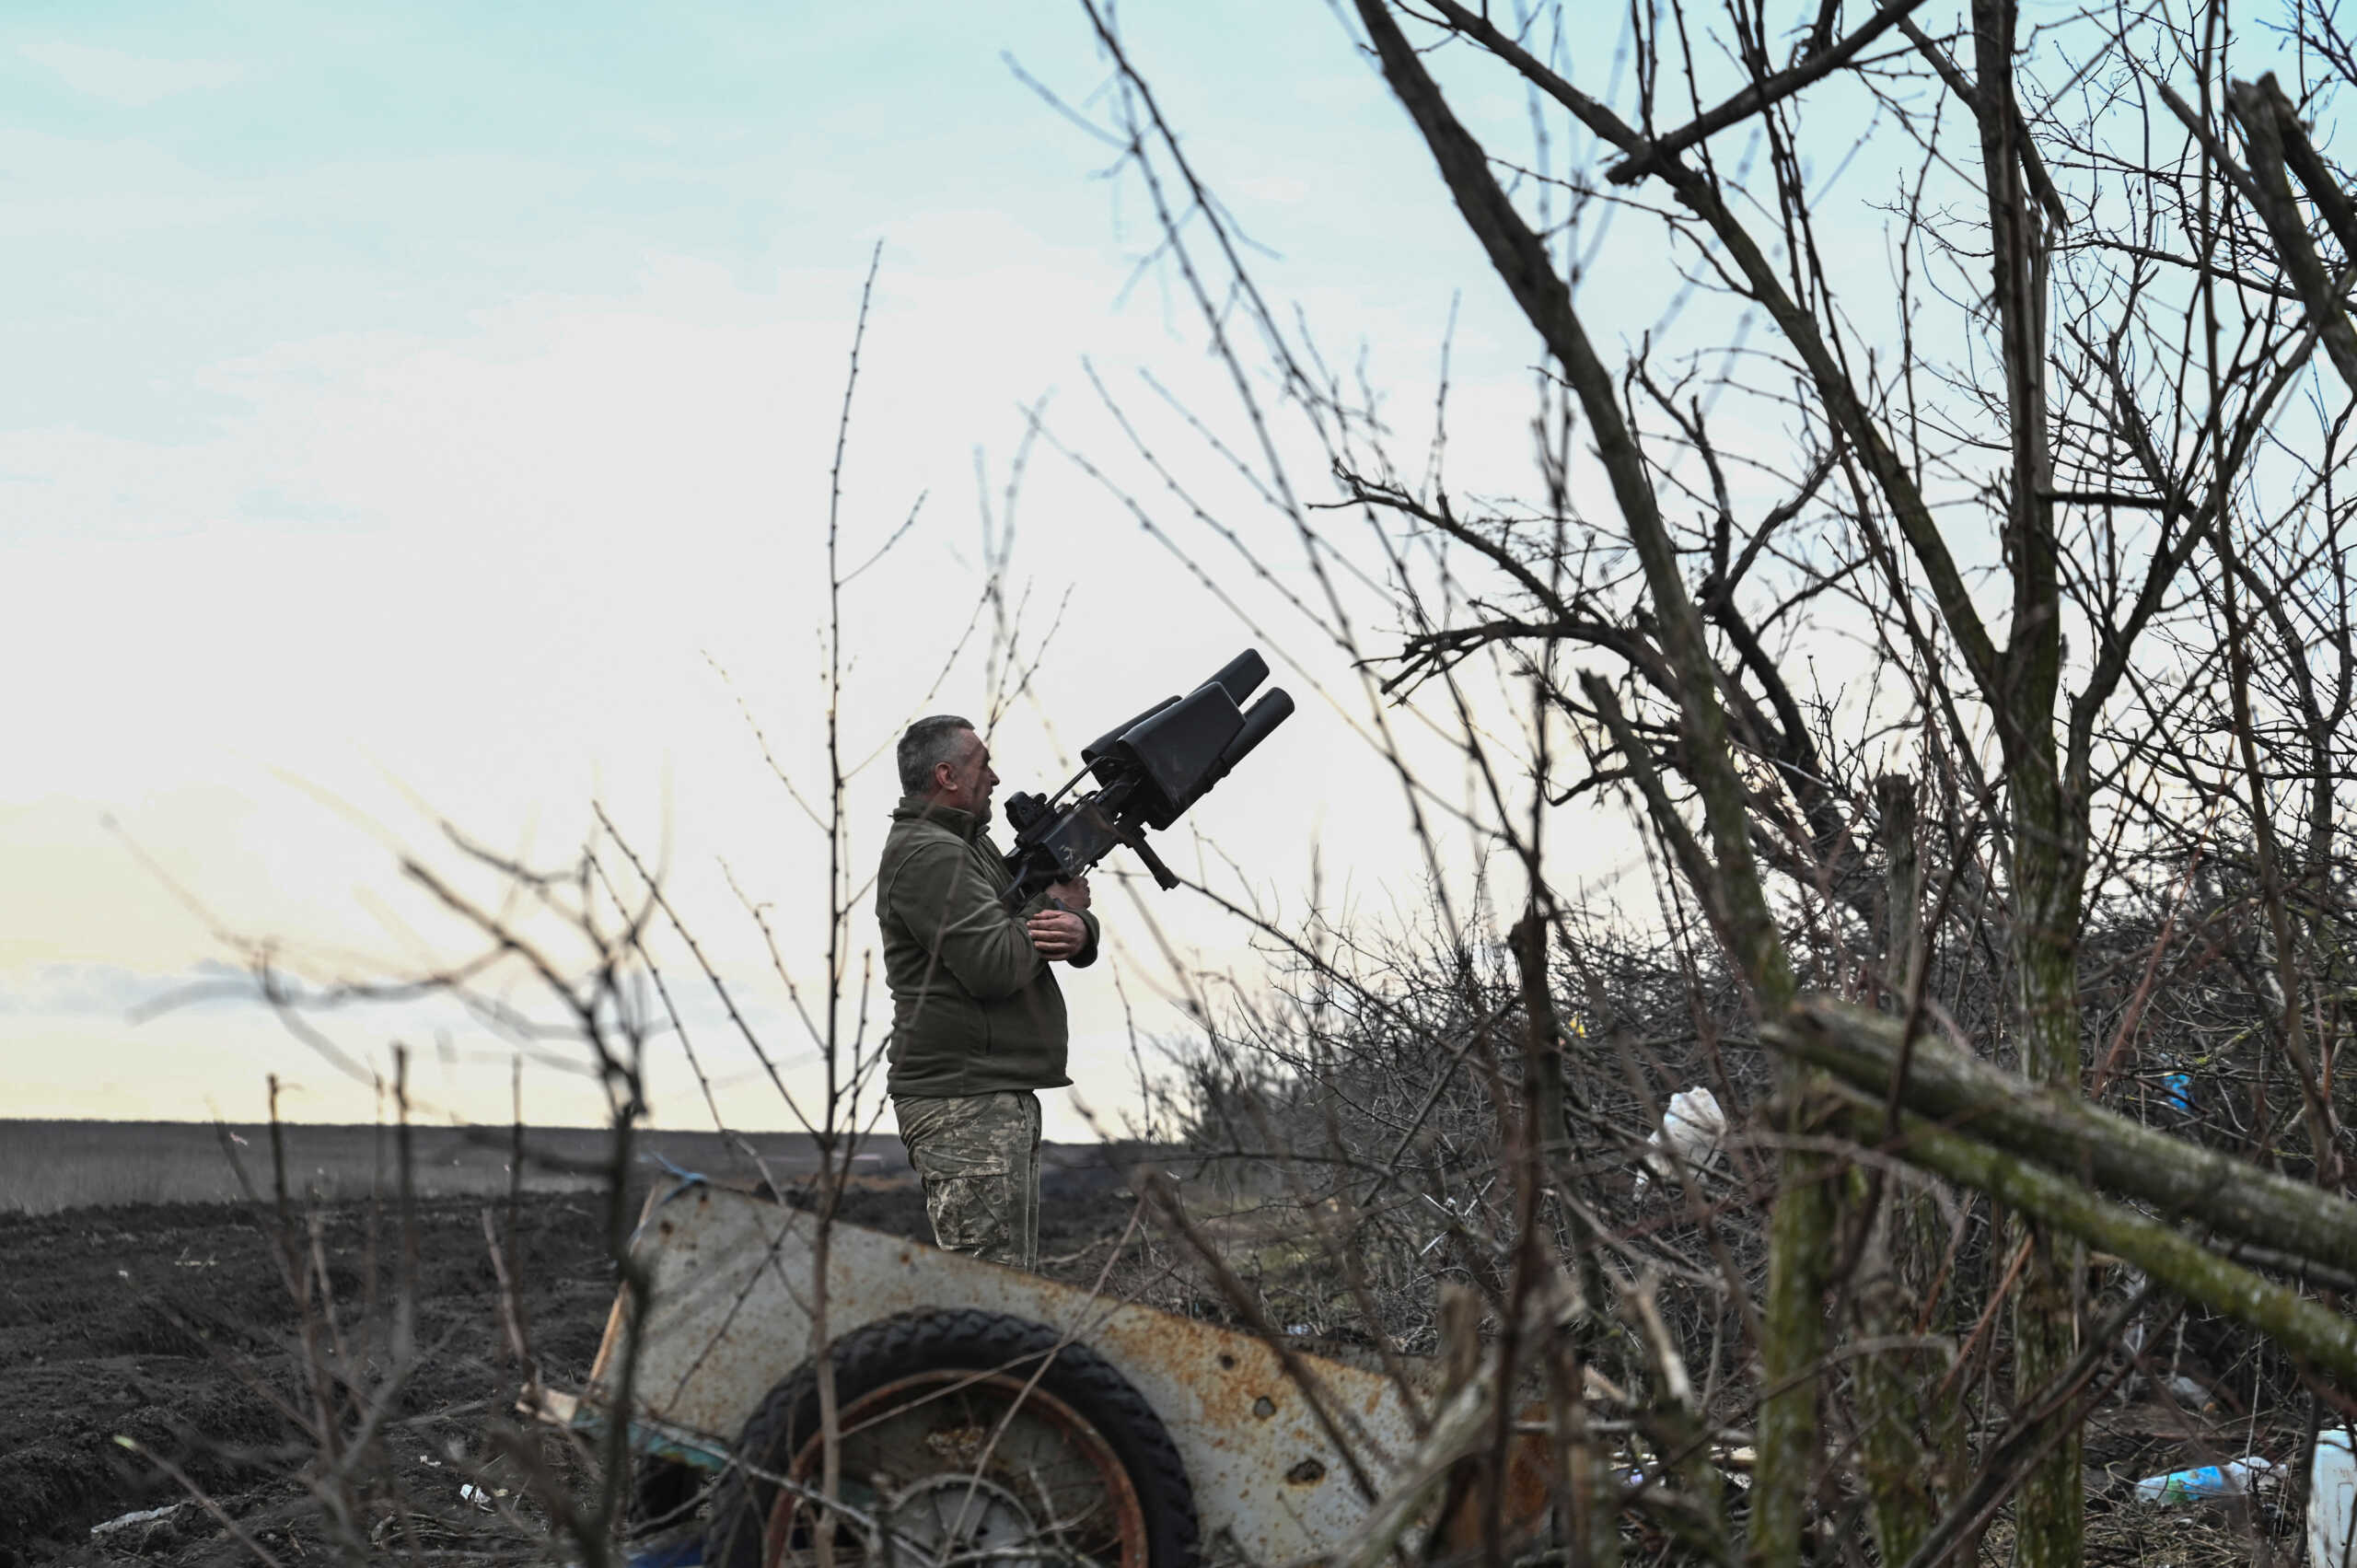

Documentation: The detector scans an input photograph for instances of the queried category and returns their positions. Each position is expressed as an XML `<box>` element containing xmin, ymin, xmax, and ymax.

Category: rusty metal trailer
<box><xmin>528</xmin><ymin>1179</ymin><xmax>1433</xmax><ymax>1568</ymax></box>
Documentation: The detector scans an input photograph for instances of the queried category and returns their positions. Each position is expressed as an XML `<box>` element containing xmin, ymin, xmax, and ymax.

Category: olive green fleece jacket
<box><xmin>878</xmin><ymin>793</ymin><xmax>1100</xmax><ymax>1098</ymax></box>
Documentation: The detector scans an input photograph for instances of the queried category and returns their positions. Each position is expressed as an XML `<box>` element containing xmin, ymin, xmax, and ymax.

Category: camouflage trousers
<box><xmin>892</xmin><ymin>1090</ymin><xmax>1042</xmax><ymax>1271</ymax></box>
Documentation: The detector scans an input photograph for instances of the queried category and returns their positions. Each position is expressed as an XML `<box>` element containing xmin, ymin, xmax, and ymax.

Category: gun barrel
<box><xmin>1081</xmin><ymin>696</ymin><xmax>1178</xmax><ymax>765</ymax></box>
<box><xmin>1164</xmin><ymin>688</ymin><xmax>1295</xmax><ymax>820</ymax></box>
<box><xmin>1218</xmin><ymin>688</ymin><xmax>1294</xmax><ymax>772</ymax></box>
<box><xmin>1205</xmin><ymin>649</ymin><xmax>1269</xmax><ymax>705</ymax></box>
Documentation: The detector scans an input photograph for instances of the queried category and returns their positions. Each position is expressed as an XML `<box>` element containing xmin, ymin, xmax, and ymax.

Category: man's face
<box><xmin>933</xmin><ymin>728</ymin><xmax>998</xmax><ymax>818</ymax></box>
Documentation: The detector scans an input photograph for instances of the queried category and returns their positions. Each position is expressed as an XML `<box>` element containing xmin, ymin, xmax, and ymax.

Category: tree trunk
<box><xmin>1852</xmin><ymin>777</ymin><xmax>1942</xmax><ymax>1566</ymax></box>
<box><xmin>1969</xmin><ymin>1</ymin><xmax>2081</xmax><ymax>1560</ymax></box>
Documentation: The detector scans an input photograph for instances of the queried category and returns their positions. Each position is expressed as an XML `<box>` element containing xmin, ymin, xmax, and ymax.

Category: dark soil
<box><xmin>0</xmin><ymin>1149</ymin><xmax>1144</xmax><ymax>1565</ymax></box>
<box><xmin>6</xmin><ymin>1150</ymin><xmax>2265</xmax><ymax>1567</ymax></box>
<box><xmin>0</xmin><ymin>1192</ymin><xmax>607</xmax><ymax>1565</ymax></box>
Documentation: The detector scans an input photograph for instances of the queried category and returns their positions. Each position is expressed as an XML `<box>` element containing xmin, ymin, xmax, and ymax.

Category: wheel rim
<box><xmin>763</xmin><ymin>1369</ymin><xmax>1149</xmax><ymax>1568</ymax></box>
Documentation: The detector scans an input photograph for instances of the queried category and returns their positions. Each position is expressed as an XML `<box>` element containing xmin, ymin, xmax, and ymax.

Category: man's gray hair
<box><xmin>898</xmin><ymin>714</ymin><xmax>977</xmax><ymax>795</ymax></box>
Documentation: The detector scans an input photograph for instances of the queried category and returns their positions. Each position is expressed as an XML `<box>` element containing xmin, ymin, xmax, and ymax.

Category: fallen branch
<box><xmin>1815</xmin><ymin>1088</ymin><xmax>2357</xmax><ymax>1386</ymax></box>
<box><xmin>1766</xmin><ymin>996</ymin><xmax>2357</xmax><ymax>1276</ymax></box>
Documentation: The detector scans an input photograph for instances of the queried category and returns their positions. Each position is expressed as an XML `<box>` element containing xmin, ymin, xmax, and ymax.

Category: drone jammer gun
<box><xmin>999</xmin><ymin>650</ymin><xmax>1295</xmax><ymax>910</ymax></box>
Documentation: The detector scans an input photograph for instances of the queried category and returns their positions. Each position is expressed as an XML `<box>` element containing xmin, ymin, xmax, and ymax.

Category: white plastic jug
<box><xmin>2311</xmin><ymin>1429</ymin><xmax>2357</xmax><ymax>1567</ymax></box>
<box><xmin>1634</xmin><ymin>1086</ymin><xmax>1726</xmax><ymax>1194</ymax></box>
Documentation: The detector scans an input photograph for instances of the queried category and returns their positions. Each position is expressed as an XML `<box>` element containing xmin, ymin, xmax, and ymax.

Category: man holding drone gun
<box><xmin>877</xmin><ymin>652</ymin><xmax>1294</xmax><ymax>1271</ymax></box>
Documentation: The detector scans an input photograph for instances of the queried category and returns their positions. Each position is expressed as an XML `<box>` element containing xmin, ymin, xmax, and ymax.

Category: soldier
<box><xmin>877</xmin><ymin>714</ymin><xmax>1097</xmax><ymax>1270</ymax></box>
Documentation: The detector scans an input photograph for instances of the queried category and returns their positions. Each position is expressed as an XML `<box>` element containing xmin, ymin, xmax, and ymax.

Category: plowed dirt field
<box><xmin>0</xmin><ymin>1158</ymin><xmax>1130</xmax><ymax>1566</ymax></box>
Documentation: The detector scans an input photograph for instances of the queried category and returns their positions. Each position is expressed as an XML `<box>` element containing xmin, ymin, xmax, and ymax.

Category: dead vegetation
<box><xmin>31</xmin><ymin>4</ymin><xmax>2357</xmax><ymax>1566</ymax></box>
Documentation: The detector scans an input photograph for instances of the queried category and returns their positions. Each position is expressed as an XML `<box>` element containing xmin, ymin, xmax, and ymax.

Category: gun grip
<box><xmin>1128</xmin><ymin>835</ymin><xmax>1182</xmax><ymax>891</ymax></box>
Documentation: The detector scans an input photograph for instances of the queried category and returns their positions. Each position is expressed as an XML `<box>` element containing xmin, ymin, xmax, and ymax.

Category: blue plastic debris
<box><xmin>628</xmin><ymin>1540</ymin><xmax>703</xmax><ymax>1568</ymax></box>
<box><xmin>643</xmin><ymin>1151</ymin><xmax>711</xmax><ymax>1190</ymax></box>
<box><xmin>2133</xmin><ymin>1457</ymin><xmax>2278</xmax><ymax>1503</ymax></box>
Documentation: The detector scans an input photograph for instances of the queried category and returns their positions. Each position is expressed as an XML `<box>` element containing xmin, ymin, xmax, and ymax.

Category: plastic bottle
<box><xmin>2312</xmin><ymin>1429</ymin><xmax>2357</xmax><ymax>1567</ymax></box>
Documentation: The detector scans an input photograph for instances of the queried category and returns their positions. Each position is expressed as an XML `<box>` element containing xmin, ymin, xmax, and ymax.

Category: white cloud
<box><xmin>20</xmin><ymin>40</ymin><xmax>247</xmax><ymax>107</ymax></box>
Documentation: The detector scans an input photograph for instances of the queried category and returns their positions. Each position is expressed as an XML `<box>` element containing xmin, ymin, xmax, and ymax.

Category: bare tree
<box><xmin>1052</xmin><ymin>2</ymin><xmax>2357</xmax><ymax>1564</ymax></box>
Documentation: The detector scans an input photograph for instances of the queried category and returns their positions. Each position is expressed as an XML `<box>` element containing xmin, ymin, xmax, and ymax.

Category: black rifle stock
<box><xmin>999</xmin><ymin>650</ymin><xmax>1295</xmax><ymax>909</ymax></box>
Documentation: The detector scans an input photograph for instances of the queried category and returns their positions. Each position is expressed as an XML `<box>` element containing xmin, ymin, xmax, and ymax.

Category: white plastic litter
<box><xmin>2313</xmin><ymin>1430</ymin><xmax>2357</xmax><ymax>1566</ymax></box>
<box><xmin>1634</xmin><ymin>1087</ymin><xmax>1726</xmax><ymax>1194</ymax></box>
<box><xmin>2161</xmin><ymin>1374</ymin><xmax>2212</xmax><ymax>1408</ymax></box>
<box><xmin>2132</xmin><ymin>1456</ymin><xmax>2278</xmax><ymax>1504</ymax></box>
<box><xmin>90</xmin><ymin>1503</ymin><xmax>185</xmax><ymax>1538</ymax></box>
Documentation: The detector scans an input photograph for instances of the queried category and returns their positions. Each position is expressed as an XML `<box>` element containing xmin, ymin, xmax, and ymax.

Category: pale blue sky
<box><xmin>0</xmin><ymin>3</ymin><xmax>1513</xmax><ymax>453</ymax></box>
<box><xmin>6</xmin><ymin>4</ymin><xmax>2285</xmax><ymax>1133</ymax></box>
<box><xmin>3</xmin><ymin>2</ymin><xmax>1579</xmax><ymax>1130</ymax></box>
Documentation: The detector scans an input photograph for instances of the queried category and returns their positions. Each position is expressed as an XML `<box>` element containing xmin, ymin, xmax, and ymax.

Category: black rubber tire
<box><xmin>704</xmin><ymin>1307</ymin><xmax>1199</xmax><ymax>1568</ymax></box>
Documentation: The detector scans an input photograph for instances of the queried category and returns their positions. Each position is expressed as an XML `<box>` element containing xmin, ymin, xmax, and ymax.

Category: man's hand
<box><xmin>1027</xmin><ymin>909</ymin><xmax>1089</xmax><ymax>961</ymax></box>
<box><xmin>1046</xmin><ymin>876</ymin><xmax>1091</xmax><ymax>912</ymax></box>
